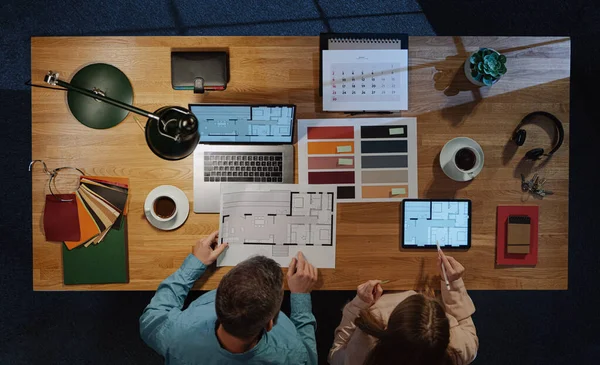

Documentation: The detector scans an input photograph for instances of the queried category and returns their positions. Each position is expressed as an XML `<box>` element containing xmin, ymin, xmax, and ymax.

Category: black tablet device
<box><xmin>401</xmin><ymin>199</ymin><xmax>472</xmax><ymax>249</ymax></box>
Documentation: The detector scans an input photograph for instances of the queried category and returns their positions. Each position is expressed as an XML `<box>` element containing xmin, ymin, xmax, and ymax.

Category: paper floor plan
<box><xmin>218</xmin><ymin>184</ymin><xmax>337</xmax><ymax>268</ymax></box>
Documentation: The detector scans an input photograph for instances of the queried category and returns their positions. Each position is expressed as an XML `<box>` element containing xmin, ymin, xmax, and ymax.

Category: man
<box><xmin>140</xmin><ymin>231</ymin><xmax>319</xmax><ymax>364</ymax></box>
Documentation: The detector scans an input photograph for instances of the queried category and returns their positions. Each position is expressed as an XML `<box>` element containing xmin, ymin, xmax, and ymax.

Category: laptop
<box><xmin>190</xmin><ymin>104</ymin><xmax>296</xmax><ymax>213</ymax></box>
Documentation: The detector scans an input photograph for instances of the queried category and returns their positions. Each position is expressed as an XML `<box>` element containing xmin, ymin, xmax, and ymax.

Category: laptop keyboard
<box><xmin>203</xmin><ymin>152</ymin><xmax>284</xmax><ymax>183</ymax></box>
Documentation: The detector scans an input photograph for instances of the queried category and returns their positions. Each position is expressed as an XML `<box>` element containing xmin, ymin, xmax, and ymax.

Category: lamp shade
<box><xmin>145</xmin><ymin>106</ymin><xmax>200</xmax><ymax>160</ymax></box>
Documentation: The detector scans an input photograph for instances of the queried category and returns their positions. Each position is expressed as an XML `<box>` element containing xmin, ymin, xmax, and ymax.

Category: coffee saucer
<box><xmin>144</xmin><ymin>185</ymin><xmax>189</xmax><ymax>231</ymax></box>
<box><xmin>440</xmin><ymin>137</ymin><xmax>485</xmax><ymax>182</ymax></box>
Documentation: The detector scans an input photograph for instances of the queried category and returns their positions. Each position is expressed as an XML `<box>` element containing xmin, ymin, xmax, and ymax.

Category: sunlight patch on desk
<box><xmin>409</xmin><ymin>37</ymin><xmax>570</xmax><ymax>113</ymax></box>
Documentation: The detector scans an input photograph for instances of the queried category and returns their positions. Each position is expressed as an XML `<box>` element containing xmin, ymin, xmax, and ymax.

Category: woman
<box><xmin>328</xmin><ymin>250</ymin><xmax>478</xmax><ymax>365</ymax></box>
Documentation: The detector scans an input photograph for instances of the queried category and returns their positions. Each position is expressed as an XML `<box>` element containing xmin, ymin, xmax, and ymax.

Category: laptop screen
<box><xmin>190</xmin><ymin>104</ymin><xmax>295</xmax><ymax>144</ymax></box>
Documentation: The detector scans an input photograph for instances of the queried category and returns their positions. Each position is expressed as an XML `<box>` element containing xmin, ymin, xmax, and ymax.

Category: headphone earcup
<box><xmin>525</xmin><ymin>148</ymin><xmax>545</xmax><ymax>160</ymax></box>
<box><xmin>513</xmin><ymin>129</ymin><xmax>527</xmax><ymax>146</ymax></box>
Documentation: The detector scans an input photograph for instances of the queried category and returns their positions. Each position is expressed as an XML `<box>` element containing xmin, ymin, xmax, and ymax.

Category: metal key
<box><xmin>521</xmin><ymin>174</ymin><xmax>530</xmax><ymax>192</ymax></box>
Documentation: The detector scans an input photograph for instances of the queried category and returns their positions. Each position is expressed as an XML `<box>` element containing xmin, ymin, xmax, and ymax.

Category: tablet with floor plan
<box><xmin>401</xmin><ymin>199</ymin><xmax>471</xmax><ymax>249</ymax></box>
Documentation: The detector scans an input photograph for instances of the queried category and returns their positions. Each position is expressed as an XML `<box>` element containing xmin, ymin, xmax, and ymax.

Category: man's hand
<box><xmin>193</xmin><ymin>231</ymin><xmax>228</xmax><ymax>266</ymax></box>
<box><xmin>438</xmin><ymin>249</ymin><xmax>465</xmax><ymax>283</ymax></box>
<box><xmin>356</xmin><ymin>280</ymin><xmax>384</xmax><ymax>306</ymax></box>
<box><xmin>287</xmin><ymin>252</ymin><xmax>318</xmax><ymax>293</ymax></box>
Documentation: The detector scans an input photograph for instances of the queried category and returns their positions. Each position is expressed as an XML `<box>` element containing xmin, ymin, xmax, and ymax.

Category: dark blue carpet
<box><xmin>1</xmin><ymin>0</ymin><xmax>599</xmax><ymax>364</ymax></box>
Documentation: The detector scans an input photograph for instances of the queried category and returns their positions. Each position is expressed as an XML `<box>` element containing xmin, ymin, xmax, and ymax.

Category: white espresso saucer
<box><xmin>144</xmin><ymin>185</ymin><xmax>190</xmax><ymax>231</ymax></box>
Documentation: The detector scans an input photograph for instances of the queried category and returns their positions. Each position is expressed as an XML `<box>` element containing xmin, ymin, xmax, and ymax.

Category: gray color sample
<box><xmin>362</xmin><ymin>169</ymin><xmax>409</xmax><ymax>184</ymax></box>
<box><xmin>361</xmin><ymin>155</ymin><xmax>408</xmax><ymax>168</ymax></box>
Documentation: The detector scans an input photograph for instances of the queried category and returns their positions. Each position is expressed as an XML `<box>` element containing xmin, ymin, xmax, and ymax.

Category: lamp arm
<box><xmin>44</xmin><ymin>71</ymin><xmax>160</xmax><ymax>121</ymax></box>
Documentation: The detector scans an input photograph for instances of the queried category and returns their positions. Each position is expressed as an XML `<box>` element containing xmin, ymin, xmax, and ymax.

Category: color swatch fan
<box><xmin>64</xmin><ymin>176</ymin><xmax>130</xmax><ymax>249</ymax></box>
<box><xmin>62</xmin><ymin>176</ymin><xmax>130</xmax><ymax>285</ymax></box>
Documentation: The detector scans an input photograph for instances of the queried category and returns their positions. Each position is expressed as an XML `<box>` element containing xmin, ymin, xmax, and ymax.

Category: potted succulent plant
<box><xmin>464</xmin><ymin>48</ymin><xmax>507</xmax><ymax>86</ymax></box>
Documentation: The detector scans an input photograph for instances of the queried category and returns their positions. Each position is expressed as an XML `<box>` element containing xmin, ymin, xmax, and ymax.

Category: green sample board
<box><xmin>62</xmin><ymin>217</ymin><xmax>129</xmax><ymax>285</ymax></box>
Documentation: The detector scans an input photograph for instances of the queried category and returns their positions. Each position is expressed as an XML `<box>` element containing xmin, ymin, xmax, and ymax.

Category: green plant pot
<box><xmin>464</xmin><ymin>49</ymin><xmax>502</xmax><ymax>87</ymax></box>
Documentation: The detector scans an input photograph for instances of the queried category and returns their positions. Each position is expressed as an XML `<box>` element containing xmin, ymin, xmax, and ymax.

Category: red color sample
<box><xmin>308</xmin><ymin>171</ymin><xmax>355</xmax><ymax>184</ymax></box>
<box><xmin>307</xmin><ymin>126</ymin><xmax>354</xmax><ymax>140</ymax></box>
<box><xmin>308</xmin><ymin>157</ymin><xmax>354</xmax><ymax>169</ymax></box>
<box><xmin>43</xmin><ymin>194</ymin><xmax>81</xmax><ymax>242</ymax></box>
<box><xmin>496</xmin><ymin>205</ymin><xmax>539</xmax><ymax>266</ymax></box>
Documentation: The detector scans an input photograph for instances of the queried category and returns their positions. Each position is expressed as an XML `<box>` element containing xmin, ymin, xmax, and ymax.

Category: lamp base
<box><xmin>67</xmin><ymin>63</ymin><xmax>133</xmax><ymax>129</ymax></box>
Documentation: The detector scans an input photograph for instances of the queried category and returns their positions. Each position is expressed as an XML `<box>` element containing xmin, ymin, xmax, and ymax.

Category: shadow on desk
<box><xmin>432</xmin><ymin>36</ymin><xmax>483</xmax><ymax>126</ymax></box>
<box><xmin>424</xmin><ymin>152</ymin><xmax>473</xmax><ymax>199</ymax></box>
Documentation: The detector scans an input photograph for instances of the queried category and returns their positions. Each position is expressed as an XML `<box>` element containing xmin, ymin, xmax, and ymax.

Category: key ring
<box><xmin>29</xmin><ymin>160</ymin><xmax>85</xmax><ymax>202</ymax></box>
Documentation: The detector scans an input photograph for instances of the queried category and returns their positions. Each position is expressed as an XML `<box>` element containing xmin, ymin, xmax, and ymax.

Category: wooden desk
<box><xmin>31</xmin><ymin>36</ymin><xmax>570</xmax><ymax>290</ymax></box>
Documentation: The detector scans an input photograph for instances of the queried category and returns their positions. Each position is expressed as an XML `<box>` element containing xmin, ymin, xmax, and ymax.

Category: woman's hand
<box><xmin>438</xmin><ymin>249</ymin><xmax>465</xmax><ymax>283</ymax></box>
<box><xmin>356</xmin><ymin>280</ymin><xmax>384</xmax><ymax>306</ymax></box>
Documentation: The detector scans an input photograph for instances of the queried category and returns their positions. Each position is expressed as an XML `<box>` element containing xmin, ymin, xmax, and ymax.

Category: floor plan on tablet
<box><xmin>218</xmin><ymin>184</ymin><xmax>337</xmax><ymax>268</ymax></box>
<box><xmin>404</xmin><ymin>201</ymin><xmax>469</xmax><ymax>247</ymax></box>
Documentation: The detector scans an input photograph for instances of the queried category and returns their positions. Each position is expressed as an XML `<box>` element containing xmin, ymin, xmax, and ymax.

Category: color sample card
<box><xmin>298</xmin><ymin>118</ymin><xmax>417</xmax><ymax>202</ymax></box>
<box><xmin>44</xmin><ymin>194</ymin><xmax>80</xmax><ymax>242</ymax></box>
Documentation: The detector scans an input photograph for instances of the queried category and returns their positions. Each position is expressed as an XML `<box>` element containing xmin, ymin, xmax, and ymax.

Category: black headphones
<box><xmin>511</xmin><ymin>111</ymin><xmax>565</xmax><ymax>161</ymax></box>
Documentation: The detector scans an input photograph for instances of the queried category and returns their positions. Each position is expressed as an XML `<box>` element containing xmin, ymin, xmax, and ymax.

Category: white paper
<box><xmin>298</xmin><ymin>118</ymin><xmax>418</xmax><ymax>203</ymax></box>
<box><xmin>217</xmin><ymin>183</ymin><xmax>337</xmax><ymax>268</ymax></box>
<box><xmin>322</xmin><ymin>49</ymin><xmax>408</xmax><ymax>112</ymax></box>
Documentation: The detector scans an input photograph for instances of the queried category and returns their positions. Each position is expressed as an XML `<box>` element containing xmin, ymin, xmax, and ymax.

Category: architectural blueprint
<box><xmin>403</xmin><ymin>201</ymin><xmax>470</xmax><ymax>247</ymax></box>
<box><xmin>217</xmin><ymin>184</ymin><xmax>337</xmax><ymax>268</ymax></box>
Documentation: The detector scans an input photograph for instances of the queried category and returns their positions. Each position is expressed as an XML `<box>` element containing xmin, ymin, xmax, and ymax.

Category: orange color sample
<box><xmin>361</xmin><ymin>185</ymin><xmax>409</xmax><ymax>199</ymax></box>
<box><xmin>64</xmin><ymin>195</ymin><xmax>100</xmax><ymax>250</ymax></box>
<box><xmin>307</xmin><ymin>141</ymin><xmax>354</xmax><ymax>155</ymax></box>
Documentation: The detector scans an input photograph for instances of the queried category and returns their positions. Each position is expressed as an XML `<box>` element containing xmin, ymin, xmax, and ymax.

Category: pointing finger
<box><xmin>204</xmin><ymin>231</ymin><xmax>219</xmax><ymax>245</ymax></box>
<box><xmin>211</xmin><ymin>243</ymin><xmax>228</xmax><ymax>258</ymax></box>
<box><xmin>297</xmin><ymin>252</ymin><xmax>306</xmax><ymax>271</ymax></box>
<box><xmin>287</xmin><ymin>257</ymin><xmax>297</xmax><ymax>277</ymax></box>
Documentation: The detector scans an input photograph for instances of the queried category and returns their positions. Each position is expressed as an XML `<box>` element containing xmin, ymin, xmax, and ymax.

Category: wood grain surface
<box><xmin>31</xmin><ymin>36</ymin><xmax>570</xmax><ymax>290</ymax></box>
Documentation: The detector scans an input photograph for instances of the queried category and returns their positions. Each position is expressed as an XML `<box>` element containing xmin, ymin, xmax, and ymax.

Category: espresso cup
<box><xmin>151</xmin><ymin>195</ymin><xmax>178</xmax><ymax>222</ymax></box>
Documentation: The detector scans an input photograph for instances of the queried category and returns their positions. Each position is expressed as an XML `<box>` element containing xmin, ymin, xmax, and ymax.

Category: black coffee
<box><xmin>153</xmin><ymin>196</ymin><xmax>176</xmax><ymax>218</ymax></box>
<box><xmin>454</xmin><ymin>148</ymin><xmax>477</xmax><ymax>171</ymax></box>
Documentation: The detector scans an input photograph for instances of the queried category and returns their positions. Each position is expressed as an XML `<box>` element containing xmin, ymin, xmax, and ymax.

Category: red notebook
<box><xmin>496</xmin><ymin>205</ymin><xmax>539</xmax><ymax>266</ymax></box>
<box><xmin>43</xmin><ymin>194</ymin><xmax>80</xmax><ymax>242</ymax></box>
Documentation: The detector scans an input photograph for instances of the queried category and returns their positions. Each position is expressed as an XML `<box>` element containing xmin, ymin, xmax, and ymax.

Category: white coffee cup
<box><xmin>440</xmin><ymin>137</ymin><xmax>485</xmax><ymax>182</ymax></box>
<box><xmin>150</xmin><ymin>195</ymin><xmax>178</xmax><ymax>222</ymax></box>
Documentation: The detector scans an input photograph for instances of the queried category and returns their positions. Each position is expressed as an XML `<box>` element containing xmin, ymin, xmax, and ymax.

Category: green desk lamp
<box><xmin>44</xmin><ymin>63</ymin><xmax>200</xmax><ymax>160</ymax></box>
